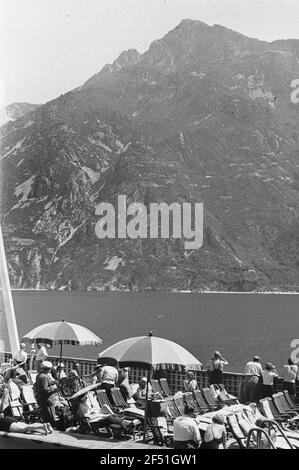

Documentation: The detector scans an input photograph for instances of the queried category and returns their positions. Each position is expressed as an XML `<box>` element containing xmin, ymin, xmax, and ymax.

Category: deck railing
<box><xmin>3</xmin><ymin>352</ymin><xmax>299</xmax><ymax>401</ymax></box>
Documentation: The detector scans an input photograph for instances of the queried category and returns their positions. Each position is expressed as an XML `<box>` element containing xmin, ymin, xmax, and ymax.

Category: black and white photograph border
<box><xmin>0</xmin><ymin>0</ymin><xmax>299</xmax><ymax>453</ymax></box>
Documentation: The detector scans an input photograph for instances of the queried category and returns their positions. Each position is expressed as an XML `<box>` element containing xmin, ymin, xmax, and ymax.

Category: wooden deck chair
<box><xmin>173</xmin><ymin>395</ymin><xmax>185</xmax><ymax>415</ymax></box>
<box><xmin>147</xmin><ymin>417</ymin><xmax>173</xmax><ymax>447</ymax></box>
<box><xmin>159</xmin><ymin>378</ymin><xmax>172</xmax><ymax>397</ymax></box>
<box><xmin>279</xmin><ymin>392</ymin><xmax>299</xmax><ymax>416</ymax></box>
<box><xmin>183</xmin><ymin>392</ymin><xmax>201</xmax><ymax>413</ymax></box>
<box><xmin>217</xmin><ymin>384</ymin><xmax>239</xmax><ymax>405</ymax></box>
<box><xmin>192</xmin><ymin>390</ymin><xmax>210</xmax><ymax>413</ymax></box>
<box><xmin>283</xmin><ymin>390</ymin><xmax>299</xmax><ymax>411</ymax></box>
<box><xmin>226</xmin><ymin>413</ymin><xmax>247</xmax><ymax>448</ymax></box>
<box><xmin>21</xmin><ymin>384</ymin><xmax>43</xmax><ymax>423</ymax></box>
<box><xmin>267</xmin><ymin>397</ymin><xmax>295</xmax><ymax>422</ymax></box>
<box><xmin>150</xmin><ymin>379</ymin><xmax>164</xmax><ymax>397</ymax></box>
<box><xmin>165</xmin><ymin>398</ymin><xmax>180</xmax><ymax>419</ymax></box>
<box><xmin>96</xmin><ymin>389</ymin><xmax>113</xmax><ymax>409</ymax></box>
<box><xmin>259</xmin><ymin>398</ymin><xmax>285</xmax><ymax>423</ymax></box>
<box><xmin>202</xmin><ymin>387</ymin><xmax>223</xmax><ymax>410</ymax></box>
<box><xmin>110</xmin><ymin>387</ymin><xmax>127</xmax><ymax>409</ymax></box>
<box><xmin>7</xmin><ymin>380</ymin><xmax>23</xmax><ymax>419</ymax></box>
<box><xmin>273</xmin><ymin>393</ymin><xmax>299</xmax><ymax>419</ymax></box>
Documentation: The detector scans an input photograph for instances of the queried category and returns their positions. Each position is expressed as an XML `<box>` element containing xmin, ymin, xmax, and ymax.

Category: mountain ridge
<box><xmin>1</xmin><ymin>19</ymin><xmax>299</xmax><ymax>291</ymax></box>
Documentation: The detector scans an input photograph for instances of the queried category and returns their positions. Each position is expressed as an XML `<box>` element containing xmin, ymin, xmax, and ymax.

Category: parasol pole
<box><xmin>143</xmin><ymin>367</ymin><xmax>151</xmax><ymax>442</ymax></box>
<box><xmin>59</xmin><ymin>342</ymin><xmax>63</xmax><ymax>379</ymax></box>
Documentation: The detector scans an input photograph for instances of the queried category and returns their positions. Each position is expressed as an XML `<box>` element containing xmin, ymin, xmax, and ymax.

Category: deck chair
<box><xmin>165</xmin><ymin>398</ymin><xmax>180</xmax><ymax>419</ymax></box>
<box><xmin>273</xmin><ymin>393</ymin><xmax>299</xmax><ymax>419</ymax></box>
<box><xmin>266</xmin><ymin>397</ymin><xmax>296</xmax><ymax>422</ymax></box>
<box><xmin>110</xmin><ymin>387</ymin><xmax>127</xmax><ymax>409</ymax></box>
<box><xmin>96</xmin><ymin>389</ymin><xmax>114</xmax><ymax>409</ymax></box>
<box><xmin>173</xmin><ymin>395</ymin><xmax>186</xmax><ymax>415</ymax></box>
<box><xmin>183</xmin><ymin>392</ymin><xmax>201</xmax><ymax>413</ymax></box>
<box><xmin>159</xmin><ymin>378</ymin><xmax>172</xmax><ymax>397</ymax></box>
<box><xmin>215</xmin><ymin>384</ymin><xmax>239</xmax><ymax>405</ymax></box>
<box><xmin>259</xmin><ymin>398</ymin><xmax>288</xmax><ymax>425</ymax></box>
<box><xmin>28</xmin><ymin>370</ymin><xmax>38</xmax><ymax>385</ymax></box>
<box><xmin>150</xmin><ymin>380</ymin><xmax>164</xmax><ymax>397</ymax></box>
<box><xmin>6</xmin><ymin>380</ymin><xmax>23</xmax><ymax>419</ymax></box>
<box><xmin>283</xmin><ymin>390</ymin><xmax>299</xmax><ymax>411</ymax></box>
<box><xmin>147</xmin><ymin>417</ymin><xmax>173</xmax><ymax>447</ymax></box>
<box><xmin>193</xmin><ymin>390</ymin><xmax>210</xmax><ymax>413</ymax></box>
<box><xmin>202</xmin><ymin>387</ymin><xmax>223</xmax><ymax>410</ymax></box>
<box><xmin>226</xmin><ymin>413</ymin><xmax>249</xmax><ymax>448</ymax></box>
<box><xmin>20</xmin><ymin>384</ymin><xmax>43</xmax><ymax>423</ymax></box>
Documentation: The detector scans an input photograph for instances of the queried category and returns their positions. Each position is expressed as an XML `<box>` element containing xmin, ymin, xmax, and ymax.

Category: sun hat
<box><xmin>42</xmin><ymin>361</ymin><xmax>53</xmax><ymax>369</ymax></box>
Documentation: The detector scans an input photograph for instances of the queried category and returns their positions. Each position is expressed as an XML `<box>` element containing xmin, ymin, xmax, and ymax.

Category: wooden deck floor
<box><xmin>0</xmin><ymin>430</ymin><xmax>162</xmax><ymax>449</ymax></box>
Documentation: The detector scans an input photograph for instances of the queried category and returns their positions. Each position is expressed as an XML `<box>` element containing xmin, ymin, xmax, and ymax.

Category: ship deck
<box><xmin>0</xmin><ymin>430</ymin><xmax>162</xmax><ymax>449</ymax></box>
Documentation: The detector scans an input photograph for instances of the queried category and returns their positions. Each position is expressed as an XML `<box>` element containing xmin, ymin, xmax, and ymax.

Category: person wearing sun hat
<box><xmin>200</xmin><ymin>413</ymin><xmax>227</xmax><ymax>449</ymax></box>
<box><xmin>35</xmin><ymin>360</ymin><xmax>58</xmax><ymax>426</ymax></box>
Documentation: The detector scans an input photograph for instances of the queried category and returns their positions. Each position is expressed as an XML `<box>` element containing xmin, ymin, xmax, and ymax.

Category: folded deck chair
<box><xmin>159</xmin><ymin>378</ymin><xmax>172</xmax><ymax>397</ymax></box>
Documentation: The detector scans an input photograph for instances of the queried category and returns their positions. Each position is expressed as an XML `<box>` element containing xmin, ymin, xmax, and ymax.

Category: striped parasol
<box><xmin>22</xmin><ymin>319</ymin><xmax>102</xmax><ymax>366</ymax></box>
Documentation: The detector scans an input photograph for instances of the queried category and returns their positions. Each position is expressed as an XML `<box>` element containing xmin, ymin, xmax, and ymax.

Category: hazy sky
<box><xmin>1</xmin><ymin>0</ymin><xmax>299</xmax><ymax>105</ymax></box>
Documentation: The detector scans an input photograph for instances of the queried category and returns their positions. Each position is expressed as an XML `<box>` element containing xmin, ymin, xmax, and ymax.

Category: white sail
<box><xmin>0</xmin><ymin>224</ymin><xmax>20</xmax><ymax>357</ymax></box>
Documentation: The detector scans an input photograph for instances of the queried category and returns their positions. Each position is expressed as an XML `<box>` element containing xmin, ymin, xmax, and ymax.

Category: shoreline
<box><xmin>4</xmin><ymin>288</ymin><xmax>299</xmax><ymax>295</ymax></box>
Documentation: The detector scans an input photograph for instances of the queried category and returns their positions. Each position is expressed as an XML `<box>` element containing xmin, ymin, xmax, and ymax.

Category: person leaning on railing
<box><xmin>206</xmin><ymin>351</ymin><xmax>230</xmax><ymax>385</ymax></box>
<box><xmin>260</xmin><ymin>363</ymin><xmax>278</xmax><ymax>399</ymax></box>
<box><xmin>282</xmin><ymin>358</ymin><xmax>298</xmax><ymax>402</ymax></box>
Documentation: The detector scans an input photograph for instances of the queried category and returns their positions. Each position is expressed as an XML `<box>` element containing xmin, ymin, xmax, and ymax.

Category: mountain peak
<box><xmin>99</xmin><ymin>48</ymin><xmax>141</xmax><ymax>76</ymax></box>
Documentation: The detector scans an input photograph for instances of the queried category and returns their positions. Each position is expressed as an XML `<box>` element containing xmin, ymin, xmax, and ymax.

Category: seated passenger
<box><xmin>74</xmin><ymin>393</ymin><xmax>135</xmax><ymax>432</ymax></box>
<box><xmin>173</xmin><ymin>405</ymin><xmax>201</xmax><ymax>449</ymax></box>
<box><xmin>135</xmin><ymin>377</ymin><xmax>153</xmax><ymax>401</ymax></box>
<box><xmin>184</xmin><ymin>372</ymin><xmax>198</xmax><ymax>392</ymax></box>
<box><xmin>0</xmin><ymin>417</ymin><xmax>53</xmax><ymax>435</ymax></box>
<box><xmin>200</xmin><ymin>414</ymin><xmax>227</xmax><ymax>449</ymax></box>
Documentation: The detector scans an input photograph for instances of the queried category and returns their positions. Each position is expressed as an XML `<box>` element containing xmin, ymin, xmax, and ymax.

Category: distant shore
<box><xmin>3</xmin><ymin>288</ymin><xmax>299</xmax><ymax>294</ymax></box>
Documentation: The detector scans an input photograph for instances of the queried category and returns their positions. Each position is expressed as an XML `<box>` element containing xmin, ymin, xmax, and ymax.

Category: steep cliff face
<box><xmin>1</xmin><ymin>19</ymin><xmax>299</xmax><ymax>291</ymax></box>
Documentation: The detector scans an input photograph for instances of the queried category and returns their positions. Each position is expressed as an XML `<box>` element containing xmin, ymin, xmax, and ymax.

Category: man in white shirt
<box><xmin>35</xmin><ymin>343</ymin><xmax>48</xmax><ymax>372</ymax></box>
<box><xmin>173</xmin><ymin>405</ymin><xmax>201</xmax><ymax>449</ymax></box>
<box><xmin>13</xmin><ymin>343</ymin><xmax>28</xmax><ymax>365</ymax></box>
<box><xmin>242</xmin><ymin>356</ymin><xmax>262</xmax><ymax>403</ymax></box>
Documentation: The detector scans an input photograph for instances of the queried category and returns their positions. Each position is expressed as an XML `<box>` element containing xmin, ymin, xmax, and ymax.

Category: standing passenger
<box><xmin>261</xmin><ymin>363</ymin><xmax>278</xmax><ymax>398</ymax></box>
<box><xmin>35</xmin><ymin>343</ymin><xmax>48</xmax><ymax>372</ymax></box>
<box><xmin>35</xmin><ymin>361</ymin><xmax>58</xmax><ymax>426</ymax></box>
<box><xmin>207</xmin><ymin>351</ymin><xmax>229</xmax><ymax>385</ymax></box>
<box><xmin>282</xmin><ymin>358</ymin><xmax>298</xmax><ymax>402</ymax></box>
<box><xmin>242</xmin><ymin>356</ymin><xmax>262</xmax><ymax>403</ymax></box>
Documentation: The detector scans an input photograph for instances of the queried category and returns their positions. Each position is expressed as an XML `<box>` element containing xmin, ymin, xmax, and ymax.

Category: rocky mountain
<box><xmin>0</xmin><ymin>102</ymin><xmax>41</xmax><ymax>126</ymax></box>
<box><xmin>1</xmin><ymin>19</ymin><xmax>299</xmax><ymax>291</ymax></box>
